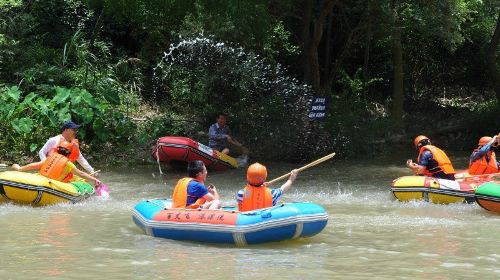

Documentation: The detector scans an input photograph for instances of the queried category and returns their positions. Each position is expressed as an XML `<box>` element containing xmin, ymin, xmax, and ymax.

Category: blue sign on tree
<box><xmin>308</xmin><ymin>97</ymin><xmax>330</xmax><ymax>120</ymax></box>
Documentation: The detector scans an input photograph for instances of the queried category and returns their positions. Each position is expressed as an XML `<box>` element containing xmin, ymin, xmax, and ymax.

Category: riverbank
<box><xmin>1</xmin><ymin>93</ymin><xmax>497</xmax><ymax>167</ymax></box>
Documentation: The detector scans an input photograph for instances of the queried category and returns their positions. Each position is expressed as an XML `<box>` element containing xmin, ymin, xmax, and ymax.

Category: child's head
<box><xmin>247</xmin><ymin>163</ymin><xmax>267</xmax><ymax>186</ymax></box>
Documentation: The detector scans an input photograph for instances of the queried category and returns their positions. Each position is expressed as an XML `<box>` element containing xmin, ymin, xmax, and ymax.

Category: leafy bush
<box><xmin>0</xmin><ymin>85</ymin><xmax>135</xmax><ymax>160</ymax></box>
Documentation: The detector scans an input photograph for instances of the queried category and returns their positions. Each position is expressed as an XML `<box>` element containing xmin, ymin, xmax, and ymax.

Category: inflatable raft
<box><xmin>475</xmin><ymin>182</ymin><xmax>500</xmax><ymax>213</ymax></box>
<box><xmin>390</xmin><ymin>175</ymin><xmax>489</xmax><ymax>204</ymax></box>
<box><xmin>0</xmin><ymin>171</ymin><xmax>94</xmax><ymax>206</ymax></box>
<box><xmin>132</xmin><ymin>199</ymin><xmax>328</xmax><ymax>245</ymax></box>
<box><xmin>152</xmin><ymin>136</ymin><xmax>238</xmax><ymax>171</ymax></box>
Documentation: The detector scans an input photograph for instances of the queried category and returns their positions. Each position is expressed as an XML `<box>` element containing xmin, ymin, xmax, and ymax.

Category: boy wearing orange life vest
<box><xmin>12</xmin><ymin>144</ymin><xmax>100</xmax><ymax>186</ymax></box>
<box><xmin>236</xmin><ymin>163</ymin><xmax>298</xmax><ymax>212</ymax></box>
<box><xmin>468</xmin><ymin>135</ymin><xmax>500</xmax><ymax>175</ymax></box>
<box><xmin>406</xmin><ymin>135</ymin><xmax>456</xmax><ymax>180</ymax></box>
<box><xmin>171</xmin><ymin>160</ymin><xmax>221</xmax><ymax>209</ymax></box>
<box><xmin>38</xmin><ymin>121</ymin><xmax>95</xmax><ymax>174</ymax></box>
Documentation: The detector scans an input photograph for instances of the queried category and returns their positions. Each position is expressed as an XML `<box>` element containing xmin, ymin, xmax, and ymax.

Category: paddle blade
<box><xmin>95</xmin><ymin>183</ymin><xmax>110</xmax><ymax>198</ymax></box>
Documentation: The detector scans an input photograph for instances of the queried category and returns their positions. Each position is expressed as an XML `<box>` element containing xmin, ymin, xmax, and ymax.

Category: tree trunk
<box><xmin>324</xmin><ymin>11</ymin><xmax>334</xmax><ymax>87</ymax></box>
<box><xmin>307</xmin><ymin>40</ymin><xmax>322</xmax><ymax>93</ymax></box>
<box><xmin>300</xmin><ymin>0</ymin><xmax>337</xmax><ymax>94</ymax></box>
<box><xmin>363</xmin><ymin>0</ymin><xmax>372</xmax><ymax>95</ymax></box>
<box><xmin>390</xmin><ymin>1</ymin><xmax>404</xmax><ymax>119</ymax></box>
<box><xmin>301</xmin><ymin>0</ymin><xmax>313</xmax><ymax>89</ymax></box>
<box><xmin>486</xmin><ymin>13</ymin><xmax>500</xmax><ymax>100</ymax></box>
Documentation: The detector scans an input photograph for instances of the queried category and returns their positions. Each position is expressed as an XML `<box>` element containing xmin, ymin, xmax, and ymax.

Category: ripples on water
<box><xmin>1</xmin><ymin>159</ymin><xmax>500</xmax><ymax>279</ymax></box>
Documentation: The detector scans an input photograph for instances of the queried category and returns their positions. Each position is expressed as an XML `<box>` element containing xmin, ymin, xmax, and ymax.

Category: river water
<box><xmin>1</xmin><ymin>154</ymin><xmax>500</xmax><ymax>279</ymax></box>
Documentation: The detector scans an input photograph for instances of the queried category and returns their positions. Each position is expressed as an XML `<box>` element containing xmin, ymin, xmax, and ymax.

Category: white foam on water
<box><xmin>418</xmin><ymin>253</ymin><xmax>440</xmax><ymax>257</ymax></box>
<box><xmin>0</xmin><ymin>203</ymin><xmax>42</xmax><ymax>215</ymax></box>
<box><xmin>416</xmin><ymin>233</ymin><xmax>434</xmax><ymax>237</ymax></box>
<box><xmin>358</xmin><ymin>247</ymin><xmax>401</xmax><ymax>255</ymax></box>
<box><xmin>54</xmin><ymin>197</ymin><xmax>141</xmax><ymax>213</ymax></box>
<box><xmin>113</xmin><ymin>249</ymin><xmax>132</xmax><ymax>253</ymax></box>
<box><xmin>130</xmin><ymin>261</ymin><xmax>153</xmax><ymax>266</ymax></box>
<box><xmin>476</xmin><ymin>256</ymin><xmax>497</xmax><ymax>262</ymax></box>
<box><xmin>440</xmin><ymin>262</ymin><xmax>474</xmax><ymax>268</ymax></box>
<box><xmin>91</xmin><ymin>247</ymin><xmax>132</xmax><ymax>253</ymax></box>
<box><xmin>337</xmin><ymin>213</ymin><xmax>464</xmax><ymax>229</ymax></box>
<box><xmin>91</xmin><ymin>247</ymin><xmax>109</xmax><ymax>252</ymax></box>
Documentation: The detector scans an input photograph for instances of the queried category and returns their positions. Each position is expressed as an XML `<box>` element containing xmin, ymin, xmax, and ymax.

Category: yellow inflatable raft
<box><xmin>0</xmin><ymin>171</ymin><xmax>94</xmax><ymax>206</ymax></box>
<box><xmin>391</xmin><ymin>175</ymin><xmax>478</xmax><ymax>204</ymax></box>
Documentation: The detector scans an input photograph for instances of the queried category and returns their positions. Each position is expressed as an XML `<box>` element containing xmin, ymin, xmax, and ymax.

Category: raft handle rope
<box><xmin>156</xmin><ymin>141</ymin><xmax>164</xmax><ymax>175</ymax></box>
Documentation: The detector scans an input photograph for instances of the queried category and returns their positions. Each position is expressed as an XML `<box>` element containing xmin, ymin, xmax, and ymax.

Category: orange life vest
<box><xmin>171</xmin><ymin>177</ymin><xmax>206</xmax><ymax>209</ymax></box>
<box><xmin>469</xmin><ymin>150</ymin><xmax>498</xmax><ymax>175</ymax></box>
<box><xmin>53</xmin><ymin>136</ymin><xmax>80</xmax><ymax>162</ymax></box>
<box><xmin>238</xmin><ymin>184</ymin><xmax>273</xmax><ymax>212</ymax></box>
<box><xmin>417</xmin><ymin>145</ymin><xmax>455</xmax><ymax>176</ymax></box>
<box><xmin>39</xmin><ymin>153</ymin><xmax>74</xmax><ymax>182</ymax></box>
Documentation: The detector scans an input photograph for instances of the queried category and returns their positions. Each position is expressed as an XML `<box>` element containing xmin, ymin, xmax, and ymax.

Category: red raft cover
<box><xmin>152</xmin><ymin>136</ymin><xmax>238</xmax><ymax>171</ymax></box>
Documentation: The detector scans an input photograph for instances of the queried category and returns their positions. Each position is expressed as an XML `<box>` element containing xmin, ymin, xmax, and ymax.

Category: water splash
<box><xmin>153</xmin><ymin>35</ymin><xmax>331</xmax><ymax>160</ymax></box>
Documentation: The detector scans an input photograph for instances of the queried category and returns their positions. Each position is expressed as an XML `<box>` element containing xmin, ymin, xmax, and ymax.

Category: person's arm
<box><xmin>38</xmin><ymin>137</ymin><xmax>58</xmax><ymax>160</ymax></box>
<box><xmin>71</xmin><ymin>166</ymin><xmax>99</xmax><ymax>186</ymax></box>
<box><xmin>279</xmin><ymin>169</ymin><xmax>298</xmax><ymax>193</ymax></box>
<box><xmin>470</xmin><ymin>137</ymin><xmax>497</xmax><ymax>162</ymax></box>
<box><xmin>76</xmin><ymin>153</ymin><xmax>94</xmax><ymax>174</ymax></box>
<box><xmin>12</xmin><ymin>161</ymin><xmax>43</xmax><ymax>172</ymax></box>
<box><xmin>406</xmin><ymin>159</ymin><xmax>426</xmax><ymax>175</ymax></box>
<box><xmin>227</xmin><ymin>136</ymin><xmax>243</xmax><ymax>147</ymax></box>
<box><xmin>406</xmin><ymin>151</ymin><xmax>432</xmax><ymax>175</ymax></box>
<box><xmin>236</xmin><ymin>189</ymin><xmax>244</xmax><ymax>210</ymax></box>
<box><xmin>470</xmin><ymin>148</ymin><xmax>488</xmax><ymax>162</ymax></box>
<box><xmin>202</xmin><ymin>185</ymin><xmax>220</xmax><ymax>201</ymax></box>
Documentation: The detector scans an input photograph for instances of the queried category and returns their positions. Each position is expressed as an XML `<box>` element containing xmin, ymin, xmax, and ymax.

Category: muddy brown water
<box><xmin>1</xmin><ymin>154</ymin><xmax>499</xmax><ymax>279</ymax></box>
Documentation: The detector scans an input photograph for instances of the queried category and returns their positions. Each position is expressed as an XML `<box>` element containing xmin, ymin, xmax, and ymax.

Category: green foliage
<box><xmin>263</xmin><ymin>21</ymin><xmax>301</xmax><ymax>62</ymax></box>
<box><xmin>0</xmin><ymin>0</ymin><xmax>499</xmax><ymax>162</ymax></box>
<box><xmin>324</xmin><ymin>69</ymin><xmax>391</xmax><ymax>157</ymax></box>
<box><xmin>0</xmin><ymin>85</ymin><xmax>135</xmax><ymax>159</ymax></box>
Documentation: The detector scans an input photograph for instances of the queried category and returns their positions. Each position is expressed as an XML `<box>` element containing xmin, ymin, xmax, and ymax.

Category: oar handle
<box><xmin>266</xmin><ymin>152</ymin><xmax>336</xmax><ymax>185</ymax></box>
<box><xmin>90</xmin><ymin>170</ymin><xmax>101</xmax><ymax>176</ymax></box>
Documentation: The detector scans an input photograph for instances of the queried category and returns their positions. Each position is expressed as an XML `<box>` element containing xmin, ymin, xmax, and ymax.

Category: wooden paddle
<box><xmin>266</xmin><ymin>152</ymin><xmax>336</xmax><ymax>185</ymax></box>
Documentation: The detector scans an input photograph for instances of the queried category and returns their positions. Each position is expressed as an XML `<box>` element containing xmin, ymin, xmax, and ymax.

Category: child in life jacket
<box><xmin>236</xmin><ymin>163</ymin><xmax>298</xmax><ymax>212</ymax></box>
<box><xmin>12</xmin><ymin>143</ymin><xmax>101</xmax><ymax>186</ymax></box>
<box><xmin>171</xmin><ymin>160</ymin><xmax>221</xmax><ymax>209</ymax></box>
